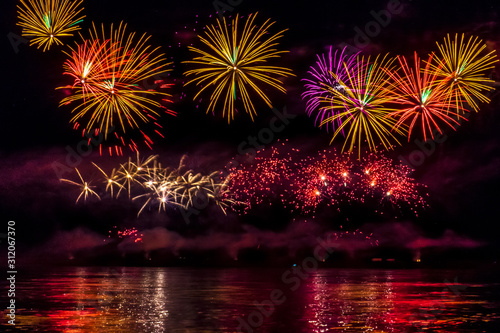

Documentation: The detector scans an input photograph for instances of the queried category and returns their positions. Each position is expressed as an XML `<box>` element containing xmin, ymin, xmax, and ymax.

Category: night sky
<box><xmin>1</xmin><ymin>0</ymin><xmax>500</xmax><ymax>268</ymax></box>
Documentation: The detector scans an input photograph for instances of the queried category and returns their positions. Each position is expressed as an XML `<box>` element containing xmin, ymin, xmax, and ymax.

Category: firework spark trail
<box><xmin>17</xmin><ymin>0</ymin><xmax>85</xmax><ymax>51</ymax></box>
<box><xmin>184</xmin><ymin>12</ymin><xmax>294</xmax><ymax>122</ymax></box>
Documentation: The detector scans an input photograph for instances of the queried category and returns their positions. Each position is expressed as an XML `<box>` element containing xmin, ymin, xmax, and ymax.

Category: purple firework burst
<box><xmin>302</xmin><ymin>46</ymin><xmax>359</xmax><ymax>132</ymax></box>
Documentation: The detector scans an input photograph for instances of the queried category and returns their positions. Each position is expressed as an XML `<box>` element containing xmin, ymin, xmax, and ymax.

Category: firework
<box><xmin>174</xmin><ymin>171</ymin><xmax>205</xmax><ymax>207</ymax></box>
<box><xmin>60</xmin><ymin>39</ymin><xmax>118</xmax><ymax>98</ymax></box>
<box><xmin>385</xmin><ymin>52</ymin><xmax>467</xmax><ymax>142</ymax></box>
<box><xmin>430</xmin><ymin>33</ymin><xmax>498</xmax><ymax>112</ymax></box>
<box><xmin>60</xmin><ymin>168</ymin><xmax>100</xmax><ymax>203</ymax></box>
<box><xmin>133</xmin><ymin>166</ymin><xmax>181</xmax><ymax>215</ymax></box>
<box><xmin>358</xmin><ymin>151</ymin><xmax>427</xmax><ymax>215</ymax></box>
<box><xmin>206</xmin><ymin>173</ymin><xmax>236</xmax><ymax>215</ymax></box>
<box><xmin>58</xmin><ymin>22</ymin><xmax>175</xmax><ymax>155</ymax></box>
<box><xmin>17</xmin><ymin>0</ymin><xmax>85</xmax><ymax>51</ymax></box>
<box><xmin>115</xmin><ymin>156</ymin><xmax>145</xmax><ymax>199</ymax></box>
<box><xmin>92</xmin><ymin>163</ymin><xmax>124</xmax><ymax>198</ymax></box>
<box><xmin>319</xmin><ymin>54</ymin><xmax>406</xmax><ymax>156</ymax></box>
<box><xmin>324</xmin><ymin>228</ymin><xmax>379</xmax><ymax>248</ymax></box>
<box><xmin>227</xmin><ymin>145</ymin><xmax>292</xmax><ymax>213</ymax></box>
<box><xmin>61</xmin><ymin>145</ymin><xmax>427</xmax><ymax>219</ymax></box>
<box><xmin>302</xmin><ymin>46</ymin><xmax>360</xmax><ymax>131</ymax></box>
<box><xmin>227</xmin><ymin>143</ymin><xmax>427</xmax><ymax>217</ymax></box>
<box><xmin>62</xmin><ymin>153</ymin><xmax>235</xmax><ymax>218</ymax></box>
<box><xmin>286</xmin><ymin>151</ymin><xmax>357</xmax><ymax>215</ymax></box>
<box><xmin>184</xmin><ymin>13</ymin><xmax>294</xmax><ymax>122</ymax></box>
<box><xmin>107</xmin><ymin>226</ymin><xmax>143</xmax><ymax>243</ymax></box>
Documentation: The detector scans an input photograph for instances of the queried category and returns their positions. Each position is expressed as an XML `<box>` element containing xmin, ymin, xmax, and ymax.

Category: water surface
<box><xmin>2</xmin><ymin>267</ymin><xmax>499</xmax><ymax>332</ymax></box>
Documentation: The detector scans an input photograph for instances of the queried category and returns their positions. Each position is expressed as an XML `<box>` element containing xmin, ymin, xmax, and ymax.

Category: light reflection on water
<box><xmin>2</xmin><ymin>268</ymin><xmax>499</xmax><ymax>332</ymax></box>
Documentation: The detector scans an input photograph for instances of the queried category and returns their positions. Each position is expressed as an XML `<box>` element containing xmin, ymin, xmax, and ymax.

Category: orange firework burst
<box><xmin>17</xmin><ymin>0</ymin><xmax>85</xmax><ymax>51</ymax></box>
<box><xmin>58</xmin><ymin>22</ymin><xmax>175</xmax><ymax>155</ymax></box>
<box><xmin>385</xmin><ymin>52</ymin><xmax>468</xmax><ymax>142</ymax></box>
<box><xmin>61</xmin><ymin>38</ymin><xmax>118</xmax><ymax>97</ymax></box>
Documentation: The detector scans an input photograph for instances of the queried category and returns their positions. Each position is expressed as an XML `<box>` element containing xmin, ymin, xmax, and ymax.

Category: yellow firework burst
<box><xmin>17</xmin><ymin>0</ymin><xmax>85</xmax><ymax>51</ymax></box>
<box><xmin>320</xmin><ymin>54</ymin><xmax>406</xmax><ymax>156</ymax></box>
<box><xmin>430</xmin><ymin>33</ymin><xmax>498</xmax><ymax>112</ymax></box>
<box><xmin>183</xmin><ymin>12</ymin><xmax>294</xmax><ymax>122</ymax></box>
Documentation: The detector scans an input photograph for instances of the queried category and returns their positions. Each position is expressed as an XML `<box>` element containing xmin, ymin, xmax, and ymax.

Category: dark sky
<box><xmin>1</xmin><ymin>0</ymin><xmax>500</xmax><ymax>266</ymax></box>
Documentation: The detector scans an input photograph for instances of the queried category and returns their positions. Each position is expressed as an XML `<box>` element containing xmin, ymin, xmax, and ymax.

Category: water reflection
<box><xmin>2</xmin><ymin>268</ymin><xmax>499</xmax><ymax>332</ymax></box>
